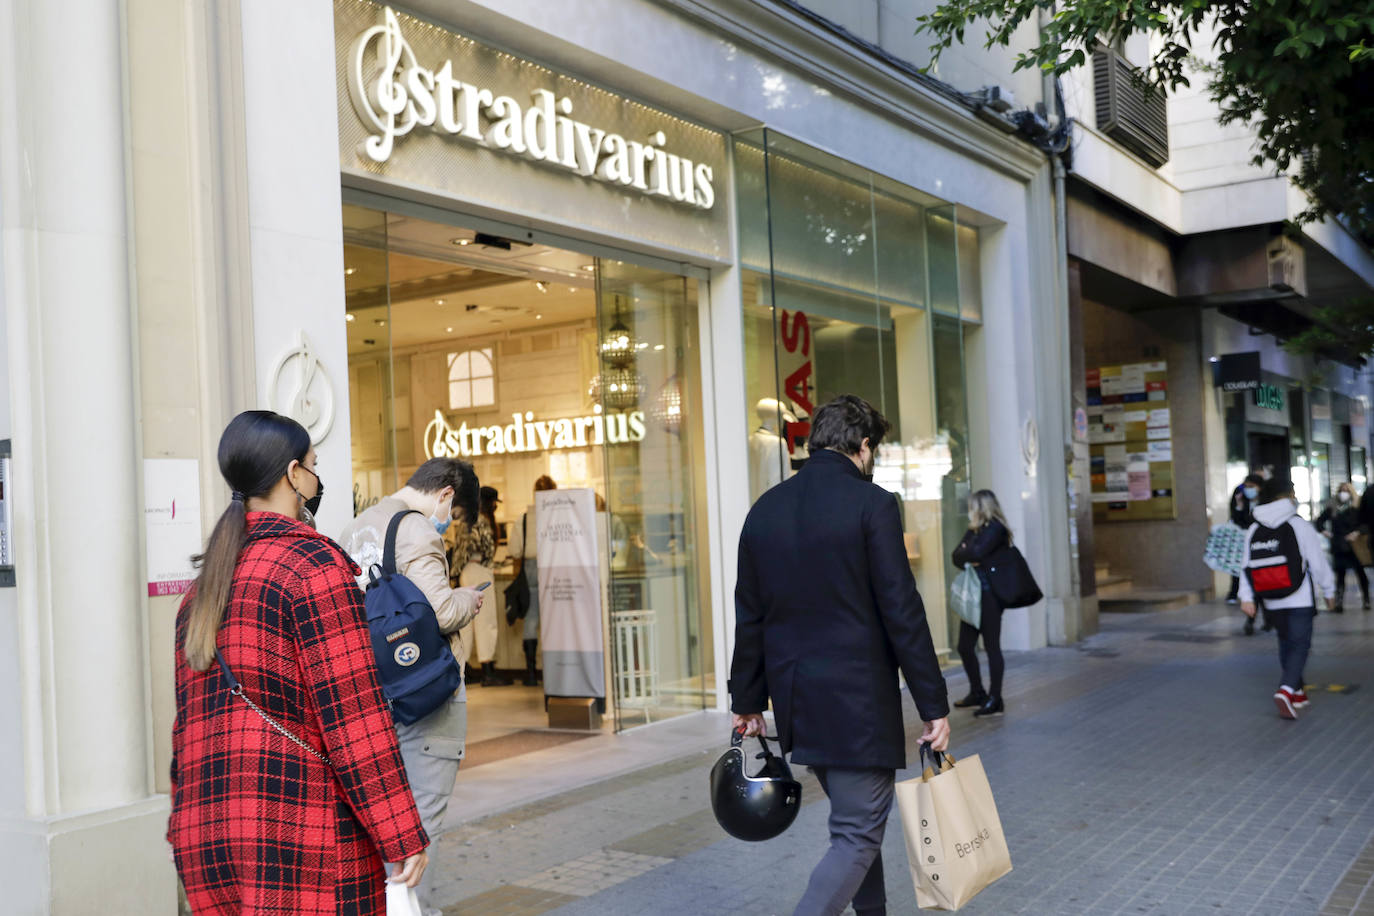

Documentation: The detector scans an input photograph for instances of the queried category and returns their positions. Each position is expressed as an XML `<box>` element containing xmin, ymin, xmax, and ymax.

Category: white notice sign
<box><xmin>536</xmin><ymin>488</ymin><xmax>605</xmax><ymax>700</ymax></box>
<box><xmin>144</xmin><ymin>459</ymin><xmax>202</xmax><ymax>597</ymax></box>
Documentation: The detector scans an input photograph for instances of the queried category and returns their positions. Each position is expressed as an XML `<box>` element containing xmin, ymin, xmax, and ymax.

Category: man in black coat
<box><xmin>730</xmin><ymin>394</ymin><xmax>950</xmax><ymax>916</ymax></box>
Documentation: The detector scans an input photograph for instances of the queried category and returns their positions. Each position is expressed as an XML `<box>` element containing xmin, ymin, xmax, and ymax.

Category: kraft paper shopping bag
<box><xmin>896</xmin><ymin>747</ymin><xmax>1012</xmax><ymax>910</ymax></box>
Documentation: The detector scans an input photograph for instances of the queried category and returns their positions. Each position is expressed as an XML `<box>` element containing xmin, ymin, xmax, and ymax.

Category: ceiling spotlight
<box><xmin>536</xmin><ymin>314</ymin><xmax>543</xmax><ymax>320</ymax></box>
<box><xmin>435</xmin><ymin>298</ymin><xmax>445</xmax><ymax>305</ymax></box>
<box><xmin>344</xmin><ymin>267</ymin><xmax>356</xmax><ymax>276</ymax></box>
<box><xmin>374</xmin><ymin>319</ymin><xmax>386</xmax><ymax>327</ymax></box>
<box><xmin>446</xmin><ymin>327</ymin><xmax>454</xmax><ymax>333</ymax></box>
<box><xmin>653</xmin><ymin>343</ymin><xmax>664</xmax><ymax>351</ymax></box>
<box><xmin>450</xmin><ymin>237</ymin><xmax>471</xmax><ymax>246</ymax></box>
<box><xmin>346</xmin><ymin>314</ymin><xmax>356</xmax><ymax>322</ymax></box>
<box><xmin>581</xmin><ymin>265</ymin><xmax>594</xmax><ymax>272</ymax></box>
<box><xmin>535</xmin><ymin>281</ymin><xmax>548</xmax><ymax>294</ymax></box>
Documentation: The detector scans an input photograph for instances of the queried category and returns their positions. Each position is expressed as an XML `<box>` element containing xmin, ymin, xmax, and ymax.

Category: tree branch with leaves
<box><xmin>917</xmin><ymin>0</ymin><xmax>1374</xmax><ymax>361</ymax></box>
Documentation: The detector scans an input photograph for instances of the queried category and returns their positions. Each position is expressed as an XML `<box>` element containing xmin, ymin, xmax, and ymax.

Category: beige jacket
<box><xmin>339</xmin><ymin>496</ymin><xmax>480</xmax><ymax>675</ymax></box>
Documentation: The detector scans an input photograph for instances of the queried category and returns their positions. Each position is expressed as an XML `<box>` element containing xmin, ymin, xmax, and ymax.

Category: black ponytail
<box><xmin>185</xmin><ymin>411</ymin><xmax>310</xmax><ymax>671</ymax></box>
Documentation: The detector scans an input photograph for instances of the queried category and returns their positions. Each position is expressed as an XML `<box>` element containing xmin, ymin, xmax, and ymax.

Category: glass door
<box><xmin>343</xmin><ymin>205</ymin><xmax>400</xmax><ymax>512</ymax></box>
<box><xmin>593</xmin><ymin>260</ymin><xmax>713</xmax><ymax>729</ymax></box>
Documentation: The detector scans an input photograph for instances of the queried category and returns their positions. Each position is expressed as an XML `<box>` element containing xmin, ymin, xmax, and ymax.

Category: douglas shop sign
<box><xmin>346</xmin><ymin>6</ymin><xmax>716</xmax><ymax>209</ymax></box>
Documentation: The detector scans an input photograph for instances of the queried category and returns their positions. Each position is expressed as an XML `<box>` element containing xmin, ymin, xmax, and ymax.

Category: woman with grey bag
<box><xmin>950</xmin><ymin>490</ymin><xmax>1012</xmax><ymax>718</ymax></box>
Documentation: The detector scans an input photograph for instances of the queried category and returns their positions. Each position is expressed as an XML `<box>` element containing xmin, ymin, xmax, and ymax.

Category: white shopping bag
<box><xmin>386</xmin><ymin>880</ymin><xmax>423</xmax><ymax>916</ymax></box>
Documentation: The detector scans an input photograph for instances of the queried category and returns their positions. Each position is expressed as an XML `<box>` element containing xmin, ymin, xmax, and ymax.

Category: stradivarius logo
<box><xmin>347</xmin><ymin>7</ymin><xmax>716</xmax><ymax>209</ymax></box>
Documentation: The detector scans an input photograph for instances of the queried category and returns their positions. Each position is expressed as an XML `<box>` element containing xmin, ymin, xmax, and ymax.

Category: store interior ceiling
<box><xmin>343</xmin><ymin>208</ymin><xmax>597</xmax><ymax>354</ymax></box>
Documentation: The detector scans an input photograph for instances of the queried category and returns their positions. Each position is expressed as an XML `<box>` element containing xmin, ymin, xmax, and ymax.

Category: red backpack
<box><xmin>1244</xmin><ymin>521</ymin><xmax>1306</xmax><ymax>600</ymax></box>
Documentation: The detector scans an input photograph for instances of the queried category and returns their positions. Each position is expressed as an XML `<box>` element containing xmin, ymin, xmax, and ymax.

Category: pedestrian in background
<box><xmin>341</xmin><ymin>458</ymin><xmax>485</xmax><ymax>916</ymax></box>
<box><xmin>169</xmin><ymin>411</ymin><xmax>428</xmax><ymax>914</ymax></box>
<box><xmin>507</xmin><ymin>475</ymin><xmax>557</xmax><ymax>686</ymax></box>
<box><xmin>951</xmin><ymin>489</ymin><xmax>1012</xmax><ymax>718</ymax></box>
<box><xmin>1240</xmin><ymin>476</ymin><xmax>1335</xmax><ymax>720</ymax></box>
<box><xmin>730</xmin><ymin>394</ymin><xmax>950</xmax><ymax>916</ymax></box>
<box><xmin>456</xmin><ymin>486</ymin><xmax>510</xmax><ymax>686</ymax></box>
<box><xmin>1227</xmin><ymin>473</ymin><xmax>1263</xmax><ymax>606</ymax></box>
<box><xmin>1316</xmin><ymin>481</ymin><xmax>1370</xmax><ymax>612</ymax></box>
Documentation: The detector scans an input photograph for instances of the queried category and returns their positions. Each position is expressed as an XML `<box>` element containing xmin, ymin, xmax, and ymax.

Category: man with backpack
<box><xmin>340</xmin><ymin>458</ymin><xmax>485</xmax><ymax>916</ymax></box>
<box><xmin>1239</xmin><ymin>477</ymin><xmax>1335</xmax><ymax>720</ymax></box>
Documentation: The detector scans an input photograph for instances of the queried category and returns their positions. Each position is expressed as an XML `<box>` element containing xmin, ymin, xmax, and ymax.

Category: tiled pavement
<box><xmin>433</xmin><ymin>601</ymin><xmax>1374</xmax><ymax>915</ymax></box>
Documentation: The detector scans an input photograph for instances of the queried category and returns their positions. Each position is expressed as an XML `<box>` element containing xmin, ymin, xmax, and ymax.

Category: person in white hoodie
<box><xmin>1239</xmin><ymin>476</ymin><xmax>1335</xmax><ymax>719</ymax></box>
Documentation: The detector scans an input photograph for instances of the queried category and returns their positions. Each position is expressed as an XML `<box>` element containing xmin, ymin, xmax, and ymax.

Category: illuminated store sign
<box><xmin>425</xmin><ymin>409</ymin><xmax>646</xmax><ymax>459</ymax></box>
<box><xmin>347</xmin><ymin>7</ymin><xmax>716</xmax><ymax>209</ymax></box>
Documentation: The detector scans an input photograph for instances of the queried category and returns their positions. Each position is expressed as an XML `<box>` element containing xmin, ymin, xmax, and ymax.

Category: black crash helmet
<box><xmin>709</xmin><ymin>731</ymin><xmax>802</xmax><ymax>842</ymax></box>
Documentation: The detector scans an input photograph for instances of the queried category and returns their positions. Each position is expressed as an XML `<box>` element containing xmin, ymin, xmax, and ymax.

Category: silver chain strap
<box><xmin>229</xmin><ymin>685</ymin><xmax>332</xmax><ymax>766</ymax></box>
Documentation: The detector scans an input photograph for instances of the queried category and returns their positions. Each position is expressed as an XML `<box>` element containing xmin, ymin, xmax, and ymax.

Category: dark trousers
<box><xmin>1333</xmin><ymin>553</ymin><xmax>1369</xmax><ymax>605</ymax></box>
<box><xmin>1226</xmin><ymin>575</ymin><xmax>1241</xmax><ymax>600</ymax></box>
<box><xmin>1271</xmin><ymin>606</ymin><xmax>1315</xmax><ymax>690</ymax></box>
<box><xmin>794</xmin><ymin>767</ymin><xmax>895</xmax><ymax>916</ymax></box>
<box><xmin>957</xmin><ymin>589</ymin><xmax>1004</xmax><ymax>697</ymax></box>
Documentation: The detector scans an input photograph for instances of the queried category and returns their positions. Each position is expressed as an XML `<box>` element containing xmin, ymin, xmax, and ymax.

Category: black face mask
<box><xmin>295</xmin><ymin>465</ymin><xmax>324</xmax><ymax>519</ymax></box>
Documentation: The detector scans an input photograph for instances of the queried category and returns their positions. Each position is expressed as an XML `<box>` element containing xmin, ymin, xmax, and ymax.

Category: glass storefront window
<box><xmin>594</xmin><ymin>261</ymin><xmax>713</xmax><ymax>728</ymax></box>
<box><xmin>734</xmin><ymin>130</ymin><xmax>982</xmax><ymax>656</ymax></box>
<box><xmin>341</xmin><ymin>204</ymin><xmax>711</xmax><ymax>732</ymax></box>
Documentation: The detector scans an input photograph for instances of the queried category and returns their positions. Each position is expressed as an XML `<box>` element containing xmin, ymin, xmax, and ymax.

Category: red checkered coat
<box><xmin>168</xmin><ymin>512</ymin><xmax>428</xmax><ymax>915</ymax></box>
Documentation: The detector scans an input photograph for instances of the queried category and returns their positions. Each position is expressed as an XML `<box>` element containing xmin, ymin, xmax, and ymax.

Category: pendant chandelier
<box><xmin>650</xmin><ymin>375</ymin><xmax>683</xmax><ymax>435</ymax></box>
<box><xmin>590</xmin><ymin>297</ymin><xmax>647</xmax><ymax>409</ymax></box>
<box><xmin>588</xmin><ymin>367</ymin><xmax>647</xmax><ymax>410</ymax></box>
<box><xmin>599</xmin><ymin>302</ymin><xmax>643</xmax><ymax>369</ymax></box>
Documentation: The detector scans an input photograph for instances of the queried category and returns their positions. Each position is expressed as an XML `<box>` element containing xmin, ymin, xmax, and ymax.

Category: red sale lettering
<box><xmin>780</xmin><ymin>310</ymin><xmax>811</xmax><ymax>356</ymax></box>
<box><xmin>784</xmin><ymin>362</ymin><xmax>815</xmax><ymax>416</ymax></box>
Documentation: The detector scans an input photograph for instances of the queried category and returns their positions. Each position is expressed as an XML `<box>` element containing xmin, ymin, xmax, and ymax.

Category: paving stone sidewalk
<box><xmin>433</xmin><ymin>601</ymin><xmax>1374</xmax><ymax>915</ymax></box>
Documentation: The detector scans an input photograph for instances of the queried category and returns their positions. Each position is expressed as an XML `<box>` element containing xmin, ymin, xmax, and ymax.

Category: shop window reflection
<box><xmin>735</xmin><ymin>130</ymin><xmax>982</xmax><ymax>658</ymax></box>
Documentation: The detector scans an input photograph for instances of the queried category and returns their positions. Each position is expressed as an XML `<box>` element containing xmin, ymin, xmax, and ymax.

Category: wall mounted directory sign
<box><xmin>144</xmin><ymin>459</ymin><xmax>203</xmax><ymax>597</ymax></box>
<box><xmin>1086</xmin><ymin>361</ymin><xmax>1176</xmax><ymax>521</ymax></box>
<box><xmin>334</xmin><ymin>0</ymin><xmax>731</xmax><ymax>262</ymax></box>
<box><xmin>0</xmin><ymin>439</ymin><xmax>12</xmax><ymax>587</ymax></box>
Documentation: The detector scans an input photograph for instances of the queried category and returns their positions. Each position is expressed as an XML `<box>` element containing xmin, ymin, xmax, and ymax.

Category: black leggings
<box><xmin>958</xmin><ymin>589</ymin><xmax>1005</xmax><ymax>697</ymax></box>
<box><xmin>1334</xmin><ymin>553</ymin><xmax>1369</xmax><ymax>604</ymax></box>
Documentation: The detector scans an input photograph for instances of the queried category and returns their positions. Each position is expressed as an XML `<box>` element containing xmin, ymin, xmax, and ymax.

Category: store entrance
<box><xmin>341</xmin><ymin>204</ymin><xmax>714</xmax><ymax>763</ymax></box>
<box><xmin>1247</xmin><ymin>431</ymin><xmax>1288</xmax><ymax>481</ymax></box>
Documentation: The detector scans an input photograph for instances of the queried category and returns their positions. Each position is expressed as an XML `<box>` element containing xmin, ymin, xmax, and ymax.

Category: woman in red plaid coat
<box><xmin>169</xmin><ymin>411</ymin><xmax>429</xmax><ymax>915</ymax></box>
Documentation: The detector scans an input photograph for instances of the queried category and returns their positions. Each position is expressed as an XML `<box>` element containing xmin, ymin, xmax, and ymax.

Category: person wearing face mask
<box><xmin>730</xmin><ymin>394</ymin><xmax>949</xmax><ymax>916</ymax></box>
<box><xmin>169</xmin><ymin>411</ymin><xmax>429</xmax><ymax>915</ymax></box>
<box><xmin>1227</xmin><ymin>473</ymin><xmax>1264</xmax><ymax>612</ymax></box>
<box><xmin>1316</xmin><ymin>482</ymin><xmax>1369</xmax><ymax>612</ymax></box>
<box><xmin>340</xmin><ymin>457</ymin><xmax>484</xmax><ymax>916</ymax></box>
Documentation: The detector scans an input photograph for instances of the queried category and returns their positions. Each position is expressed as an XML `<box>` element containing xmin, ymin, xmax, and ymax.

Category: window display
<box><xmin>735</xmin><ymin>132</ymin><xmax>983</xmax><ymax>654</ymax></box>
<box><xmin>342</xmin><ymin>204</ymin><xmax>712</xmax><ymax>732</ymax></box>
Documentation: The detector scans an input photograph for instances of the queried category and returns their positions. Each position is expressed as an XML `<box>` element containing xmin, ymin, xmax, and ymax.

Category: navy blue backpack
<box><xmin>363</xmin><ymin>510</ymin><xmax>463</xmax><ymax>725</ymax></box>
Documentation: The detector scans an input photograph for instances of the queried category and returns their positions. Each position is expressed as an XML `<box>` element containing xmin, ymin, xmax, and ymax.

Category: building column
<box><xmin>0</xmin><ymin>0</ymin><xmax>176</xmax><ymax>912</ymax></box>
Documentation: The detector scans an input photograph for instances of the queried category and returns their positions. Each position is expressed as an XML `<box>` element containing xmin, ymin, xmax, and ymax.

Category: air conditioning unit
<box><xmin>1093</xmin><ymin>47</ymin><xmax>1169</xmax><ymax>168</ymax></box>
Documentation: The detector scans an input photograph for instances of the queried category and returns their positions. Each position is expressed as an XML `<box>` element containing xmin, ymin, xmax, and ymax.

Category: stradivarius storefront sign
<box><xmin>425</xmin><ymin>408</ymin><xmax>646</xmax><ymax>459</ymax></box>
<box><xmin>347</xmin><ymin>7</ymin><xmax>715</xmax><ymax>209</ymax></box>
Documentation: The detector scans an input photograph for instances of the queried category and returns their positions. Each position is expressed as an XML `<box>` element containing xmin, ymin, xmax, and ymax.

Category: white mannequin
<box><xmin>749</xmin><ymin>397</ymin><xmax>797</xmax><ymax>496</ymax></box>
